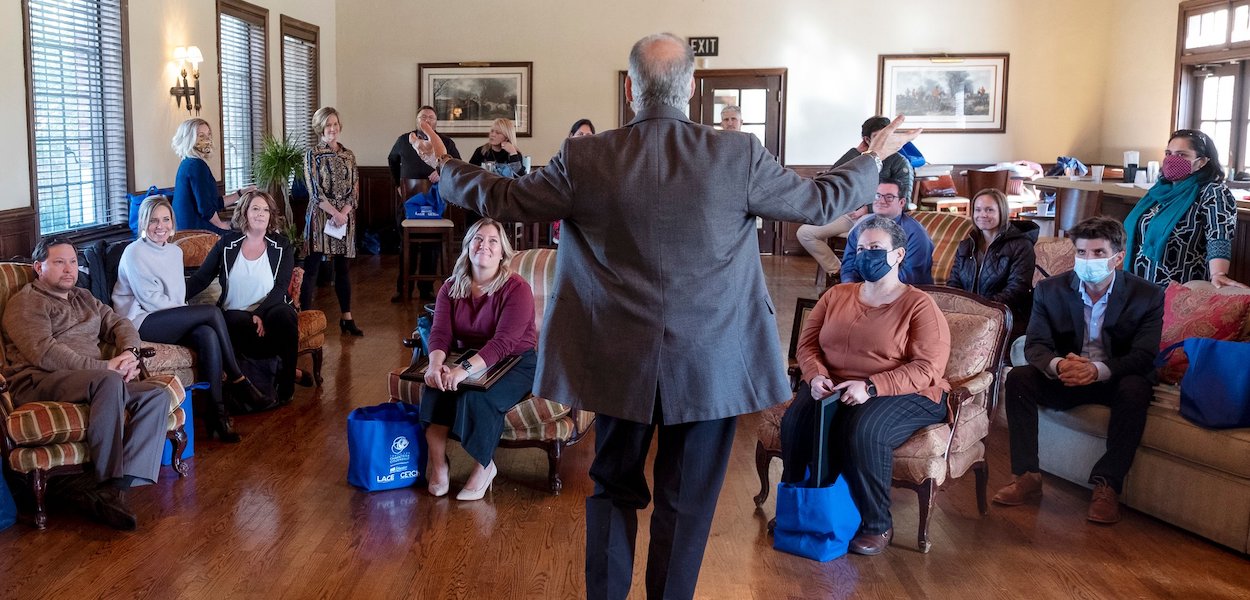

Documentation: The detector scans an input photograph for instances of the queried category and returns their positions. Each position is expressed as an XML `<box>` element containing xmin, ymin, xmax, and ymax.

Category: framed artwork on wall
<box><xmin>418</xmin><ymin>62</ymin><xmax>532</xmax><ymax>137</ymax></box>
<box><xmin>877</xmin><ymin>54</ymin><xmax>1009</xmax><ymax>133</ymax></box>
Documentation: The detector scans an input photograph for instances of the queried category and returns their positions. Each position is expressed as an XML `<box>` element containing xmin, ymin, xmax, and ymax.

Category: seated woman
<box><xmin>113</xmin><ymin>196</ymin><xmax>269</xmax><ymax>442</ymax></box>
<box><xmin>780</xmin><ymin>216</ymin><xmax>951</xmax><ymax>556</ymax></box>
<box><xmin>1126</xmin><ymin>129</ymin><xmax>1246</xmax><ymax>288</ymax></box>
<box><xmin>422</xmin><ymin>218</ymin><xmax>538</xmax><ymax>501</ymax></box>
<box><xmin>946</xmin><ymin>188</ymin><xmax>1038</xmax><ymax>338</ymax></box>
<box><xmin>187</xmin><ymin>191</ymin><xmax>304</xmax><ymax>405</ymax></box>
<box><xmin>469</xmin><ymin>118</ymin><xmax>526</xmax><ymax>178</ymax></box>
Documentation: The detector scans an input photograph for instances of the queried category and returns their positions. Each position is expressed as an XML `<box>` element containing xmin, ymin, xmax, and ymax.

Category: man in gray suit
<box><xmin>413</xmin><ymin>33</ymin><xmax>918</xmax><ymax>600</ymax></box>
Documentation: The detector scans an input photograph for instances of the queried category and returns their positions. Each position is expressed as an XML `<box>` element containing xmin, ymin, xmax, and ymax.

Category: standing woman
<box><xmin>1125</xmin><ymin>129</ymin><xmax>1246</xmax><ymax>288</ymax></box>
<box><xmin>187</xmin><ymin>191</ymin><xmax>302</xmax><ymax>405</ymax></box>
<box><xmin>469</xmin><ymin>118</ymin><xmax>526</xmax><ymax>177</ymax></box>
<box><xmin>113</xmin><ymin>196</ymin><xmax>269</xmax><ymax>442</ymax></box>
<box><xmin>170</xmin><ymin>118</ymin><xmax>252</xmax><ymax>236</ymax></box>
<box><xmin>946</xmin><ymin>188</ymin><xmax>1038</xmax><ymax>338</ymax></box>
<box><xmin>422</xmin><ymin>218</ymin><xmax>538</xmax><ymax>501</ymax></box>
<box><xmin>300</xmin><ymin>106</ymin><xmax>363</xmax><ymax>336</ymax></box>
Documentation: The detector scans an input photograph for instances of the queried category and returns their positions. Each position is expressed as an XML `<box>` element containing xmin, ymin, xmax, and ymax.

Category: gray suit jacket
<box><xmin>439</xmin><ymin>106</ymin><xmax>878</xmax><ymax>424</ymax></box>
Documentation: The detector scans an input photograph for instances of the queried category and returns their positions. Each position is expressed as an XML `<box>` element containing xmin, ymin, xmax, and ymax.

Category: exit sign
<box><xmin>688</xmin><ymin>37</ymin><xmax>719</xmax><ymax>56</ymax></box>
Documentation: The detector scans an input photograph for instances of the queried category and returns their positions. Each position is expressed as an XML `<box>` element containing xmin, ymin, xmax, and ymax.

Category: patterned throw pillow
<box><xmin>1159</xmin><ymin>283</ymin><xmax>1250</xmax><ymax>384</ymax></box>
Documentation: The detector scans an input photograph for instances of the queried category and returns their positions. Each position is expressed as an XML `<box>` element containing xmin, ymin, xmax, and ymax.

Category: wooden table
<box><xmin>1024</xmin><ymin>177</ymin><xmax>1149</xmax><ymax>236</ymax></box>
<box><xmin>399</xmin><ymin>218</ymin><xmax>454</xmax><ymax>301</ymax></box>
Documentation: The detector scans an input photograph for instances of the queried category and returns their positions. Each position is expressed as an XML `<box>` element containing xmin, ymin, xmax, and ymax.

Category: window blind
<box><xmin>282</xmin><ymin>33</ymin><xmax>317</xmax><ymax>149</ymax></box>
<box><xmin>27</xmin><ymin>0</ymin><xmax>128</xmax><ymax>234</ymax></box>
<box><xmin>219</xmin><ymin>10</ymin><xmax>267</xmax><ymax>191</ymax></box>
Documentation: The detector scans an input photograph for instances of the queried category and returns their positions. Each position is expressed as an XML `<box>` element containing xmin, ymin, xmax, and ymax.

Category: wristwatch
<box><xmin>861</xmin><ymin>150</ymin><xmax>883</xmax><ymax>171</ymax></box>
<box><xmin>459</xmin><ymin>359</ymin><xmax>476</xmax><ymax>375</ymax></box>
<box><xmin>865</xmin><ymin>381</ymin><xmax>879</xmax><ymax>397</ymax></box>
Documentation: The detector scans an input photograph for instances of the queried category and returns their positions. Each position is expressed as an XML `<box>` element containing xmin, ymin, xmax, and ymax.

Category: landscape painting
<box><xmin>418</xmin><ymin>62</ymin><xmax>532</xmax><ymax>136</ymax></box>
<box><xmin>878</xmin><ymin>54</ymin><xmax>1008</xmax><ymax>133</ymax></box>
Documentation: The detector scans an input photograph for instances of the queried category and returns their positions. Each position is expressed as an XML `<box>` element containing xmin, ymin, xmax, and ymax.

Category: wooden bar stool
<box><xmin>400</xmin><ymin>218</ymin><xmax>454</xmax><ymax>301</ymax></box>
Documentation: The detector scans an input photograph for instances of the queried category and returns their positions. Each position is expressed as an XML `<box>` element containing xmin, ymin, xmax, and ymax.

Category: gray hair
<box><xmin>721</xmin><ymin>105</ymin><xmax>741</xmax><ymax>118</ymax></box>
<box><xmin>856</xmin><ymin>215</ymin><xmax>907</xmax><ymax>250</ymax></box>
<box><xmin>628</xmin><ymin>33</ymin><xmax>695</xmax><ymax>113</ymax></box>
<box><xmin>171</xmin><ymin>117</ymin><xmax>210</xmax><ymax>159</ymax></box>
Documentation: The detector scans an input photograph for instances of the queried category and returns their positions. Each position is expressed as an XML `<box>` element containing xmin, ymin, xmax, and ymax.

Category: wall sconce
<box><xmin>170</xmin><ymin>45</ymin><xmax>203</xmax><ymax>115</ymax></box>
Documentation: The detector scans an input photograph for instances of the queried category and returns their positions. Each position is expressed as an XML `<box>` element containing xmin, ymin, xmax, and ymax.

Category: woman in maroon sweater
<box><xmin>422</xmin><ymin>218</ymin><xmax>538</xmax><ymax>501</ymax></box>
<box><xmin>780</xmin><ymin>215</ymin><xmax>951</xmax><ymax>556</ymax></box>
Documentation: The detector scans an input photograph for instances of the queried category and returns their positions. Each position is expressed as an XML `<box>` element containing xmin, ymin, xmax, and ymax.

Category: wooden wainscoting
<box><xmin>0</xmin><ymin>207</ymin><xmax>37</xmax><ymax>259</ymax></box>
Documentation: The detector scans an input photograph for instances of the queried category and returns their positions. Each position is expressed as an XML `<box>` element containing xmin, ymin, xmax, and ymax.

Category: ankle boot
<box><xmin>227</xmin><ymin>377</ymin><xmax>267</xmax><ymax>409</ymax></box>
<box><xmin>340</xmin><ymin>319</ymin><xmax>364</xmax><ymax>336</ymax></box>
<box><xmin>205</xmin><ymin>416</ymin><xmax>242</xmax><ymax>443</ymax></box>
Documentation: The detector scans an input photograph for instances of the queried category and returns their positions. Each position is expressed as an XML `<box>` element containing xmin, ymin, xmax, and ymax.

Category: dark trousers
<box><xmin>300</xmin><ymin>253</ymin><xmax>352</xmax><ymax>313</ymax></box>
<box><xmin>418</xmin><ymin>351</ymin><xmax>536</xmax><ymax>467</ymax></box>
<box><xmin>585</xmin><ymin>401</ymin><xmax>736</xmax><ymax>600</ymax></box>
<box><xmin>1005</xmin><ymin>364</ymin><xmax>1152</xmax><ymax>493</ymax></box>
<box><xmin>223</xmin><ymin>303</ymin><xmax>299</xmax><ymax>399</ymax></box>
<box><xmin>17</xmin><ymin>370</ymin><xmax>167</xmax><ymax>485</ymax></box>
<box><xmin>779</xmin><ymin>383</ymin><xmax>946</xmax><ymax>534</ymax></box>
<box><xmin>139</xmin><ymin>304</ymin><xmax>242</xmax><ymax>421</ymax></box>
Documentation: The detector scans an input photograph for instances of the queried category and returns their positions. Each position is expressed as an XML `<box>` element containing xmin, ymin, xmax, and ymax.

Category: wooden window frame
<box><xmin>1174</xmin><ymin>0</ymin><xmax>1250</xmax><ymax>173</ymax></box>
<box><xmin>280</xmin><ymin>15</ymin><xmax>319</xmax><ymax>147</ymax></box>
<box><xmin>217</xmin><ymin>0</ymin><xmax>270</xmax><ymax>191</ymax></box>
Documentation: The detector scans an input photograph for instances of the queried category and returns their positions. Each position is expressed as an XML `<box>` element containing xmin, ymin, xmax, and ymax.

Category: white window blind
<box><xmin>219</xmin><ymin>9</ymin><xmax>267</xmax><ymax>191</ymax></box>
<box><xmin>27</xmin><ymin>0</ymin><xmax>129</xmax><ymax>234</ymax></box>
<box><xmin>282</xmin><ymin>32</ymin><xmax>317</xmax><ymax>149</ymax></box>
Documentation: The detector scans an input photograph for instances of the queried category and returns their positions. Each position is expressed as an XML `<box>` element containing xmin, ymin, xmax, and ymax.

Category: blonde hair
<box><xmin>311</xmin><ymin>106</ymin><xmax>341</xmax><ymax>138</ymax></box>
<box><xmin>171</xmin><ymin>118</ymin><xmax>211</xmax><ymax>159</ymax></box>
<box><xmin>446</xmin><ymin>218</ymin><xmax>516</xmax><ymax>299</ymax></box>
<box><xmin>480</xmin><ymin>118</ymin><xmax>519</xmax><ymax>154</ymax></box>
<box><xmin>231</xmin><ymin>190</ymin><xmax>281</xmax><ymax>234</ymax></box>
<box><xmin>137</xmin><ymin>195</ymin><xmax>176</xmax><ymax>239</ymax></box>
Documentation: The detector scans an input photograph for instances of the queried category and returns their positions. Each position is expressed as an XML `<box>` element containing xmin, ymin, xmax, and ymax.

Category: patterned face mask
<box><xmin>1161</xmin><ymin>153</ymin><xmax>1198</xmax><ymax>181</ymax></box>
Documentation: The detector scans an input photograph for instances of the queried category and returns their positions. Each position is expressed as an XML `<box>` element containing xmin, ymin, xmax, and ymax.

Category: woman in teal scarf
<box><xmin>1124</xmin><ymin>129</ymin><xmax>1246</xmax><ymax>288</ymax></box>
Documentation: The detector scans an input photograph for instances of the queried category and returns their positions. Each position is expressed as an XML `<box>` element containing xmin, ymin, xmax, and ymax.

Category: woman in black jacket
<box><xmin>947</xmin><ymin>188</ymin><xmax>1038</xmax><ymax>338</ymax></box>
<box><xmin>187</xmin><ymin>191</ymin><xmax>302</xmax><ymax>405</ymax></box>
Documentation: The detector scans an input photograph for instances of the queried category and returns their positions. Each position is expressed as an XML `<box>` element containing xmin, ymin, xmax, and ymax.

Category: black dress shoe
<box><xmin>205</xmin><ymin>417</ymin><xmax>242</xmax><ymax>443</ymax></box>
<box><xmin>339</xmin><ymin>319</ymin><xmax>364</xmax><ymax>336</ymax></box>
<box><xmin>849</xmin><ymin>528</ymin><xmax>892</xmax><ymax>556</ymax></box>
<box><xmin>82</xmin><ymin>487</ymin><xmax>137</xmax><ymax>531</ymax></box>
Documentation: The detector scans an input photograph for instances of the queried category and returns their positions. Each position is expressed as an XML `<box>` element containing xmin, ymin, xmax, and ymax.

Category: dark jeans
<box><xmin>223</xmin><ymin>303</ymin><xmax>299</xmax><ymax>400</ymax></box>
<box><xmin>1005</xmin><ymin>364</ymin><xmax>1151</xmax><ymax>493</ymax></box>
<box><xmin>780</xmin><ymin>382</ymin><xmax>947</xmax><ymax>535</ymax></box>
<box><xmin>585</xmin><ymin>400</ymin><xmax>735</xmax><ymax>600</ymax></box>
<box><xmin>301</xmin><ymin>253</ymin><xmax>352</xmax><ymax>313</ymax></box>
<box><xmin>139</xmin><ymin>304</ymin><xmax>242</xmax><ymax>420</ymax></box>
<box><xmin>418</xmin><ymin>351</ymin><xmax>536</xmax><ymax>467</ymax></box>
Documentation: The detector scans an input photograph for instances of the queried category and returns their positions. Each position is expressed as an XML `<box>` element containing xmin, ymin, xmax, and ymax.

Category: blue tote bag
<box><xmin>773</xmin><ymin>475</ymin><xmax>861</xmax><ymax>562</ymax></box>
<box><xmin>404</xmin><ymin>184</ymin><xmax>445</xmax><ymax>219</ymax></box>
<box><xmin>347</xmin><ymin>402</ymin><xmax>428</xmax><ymax>491</ymax></box>
<box><xmin>1</xmin><ymin>469</ymin><xmax>16</xmax><ymax>531</ymax></box>
<box><xmin>1157</xmin><ymin>339</ymin><xmax>1250</xmax><ymax>429</ymax></box>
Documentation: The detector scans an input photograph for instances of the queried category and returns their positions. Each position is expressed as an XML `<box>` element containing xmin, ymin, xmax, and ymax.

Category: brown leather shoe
<box><xmin>1087</xmin><ymin>480</ymin><xmax>1121</xmax><ymax>524</ymax></box>
<box><xmin>992</xmin><ymin>472</ymin><xmax>1043</xmax><ymax>506</ymax></box>
<box><xmin>848</xmin><ymin>528</ymin><xmax>892</xmax><ymax>555</ymax></box>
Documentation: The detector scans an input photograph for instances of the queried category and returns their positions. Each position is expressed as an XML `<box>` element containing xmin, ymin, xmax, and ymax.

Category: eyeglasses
<box><xmin>874</xmin><ymin>193</ymin><xmax>900</xmax><ymax>202</ymax></box>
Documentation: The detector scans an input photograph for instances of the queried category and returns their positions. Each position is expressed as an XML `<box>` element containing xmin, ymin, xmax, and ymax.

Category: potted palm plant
<box><xmin>252</xmin><ymin>134</ymin><xmax>306</xmax><ymax>255</ymax></box>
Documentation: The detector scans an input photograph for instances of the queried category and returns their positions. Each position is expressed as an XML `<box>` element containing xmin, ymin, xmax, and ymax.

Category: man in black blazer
<box><xmin>993</xmin><ymin>216</ymin><xmax>1164</xmax><ymax>524</ymax></box>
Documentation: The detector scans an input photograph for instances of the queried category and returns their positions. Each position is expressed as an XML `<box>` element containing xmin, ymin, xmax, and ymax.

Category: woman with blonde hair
<box><xmin>469</xmin><ymin>118</ymin><xmax>526</xmax><ymax>178</ymax></box>
<box><xmin>421</xmin><ymin>218</ymin><xmax>538</xmax><ymax>501</ymax></box>
<box><xmin>170</xmin><ymin>118</ymin><xmax>253</xmax><ymax>235</ymax></box>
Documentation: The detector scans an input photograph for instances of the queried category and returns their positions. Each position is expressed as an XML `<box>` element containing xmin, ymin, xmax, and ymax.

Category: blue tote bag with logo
<box><xmin>347</xmin><ymin>402</ymin><xmax>428</xmax><ymax>491</ymax></box>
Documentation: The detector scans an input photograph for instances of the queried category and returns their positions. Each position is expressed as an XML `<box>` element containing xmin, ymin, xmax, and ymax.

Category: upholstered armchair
<box><xmin>754</xmin><ymin>287</ymin><xmax>1010</xmax><ymax>552</ymax></box>
<box><xmin>387</xmin><ymin>248</ymin><xmax>595</xmax><ymax>494</ymax></box>
<box><xmin>0</xmin><ymin>263</ymin><xmax>189</xmax><ymax>529</ymax></box>
<box><xmin>911</xmin><ymin>211</ymin><xmax>975</xmax><ymax>283</ymax></box>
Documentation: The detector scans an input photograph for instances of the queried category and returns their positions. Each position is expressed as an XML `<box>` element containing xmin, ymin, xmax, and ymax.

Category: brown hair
<box><xmin>231</xmin><ymin>190</ymin><xmax>281</xmax><ymax>234</ymax></box>
<box><xmin>311</xmin><ymin>106</ymin><xmax>341</xmax><ymax>138</ymax></box>
<box><xmin>971</xmin><ymin>188</ymin><xmax>1010</xmax><ymax>234</ymax></box>
<box><xmin>1068</xmin><ymin>216</ymin><xmax>1126</xmax><ymax>253</ymax></box>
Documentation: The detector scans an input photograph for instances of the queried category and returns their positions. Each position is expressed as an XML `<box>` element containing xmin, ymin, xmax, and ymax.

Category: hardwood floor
<box><xmin>2</xmin><ymin>254</ymin><xmax>1248</xmax><ymax>599</ymax></box>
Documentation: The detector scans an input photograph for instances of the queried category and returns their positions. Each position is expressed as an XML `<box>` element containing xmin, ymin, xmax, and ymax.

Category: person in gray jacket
<box><xmin>412</xmin><ymin>32</ymin><xmax>919</xmax><ymax>600</ymax></box>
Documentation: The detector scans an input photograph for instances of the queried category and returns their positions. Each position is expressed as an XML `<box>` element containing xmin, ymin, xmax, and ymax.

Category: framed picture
<box><xmin>418</xmin><ymin>62</ymin><xmax>532</xmax><ymax>137</ymax></box>
<box><xmin>877</xmin><ymin>54</ymin><xmax>1009</xmax><ymax>133</ymax></box>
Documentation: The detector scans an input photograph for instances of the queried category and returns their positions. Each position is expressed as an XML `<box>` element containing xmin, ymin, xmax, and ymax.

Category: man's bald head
<box><xmin>627</xmin><ymin>33</ymin><xmax>695</xmax><ymax>113</ymax></box>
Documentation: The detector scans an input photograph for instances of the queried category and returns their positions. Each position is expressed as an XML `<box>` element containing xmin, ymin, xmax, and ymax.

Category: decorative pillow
<box><xmin>1159</xmin><ymin>282</ymin><xmax>1250</xmax><ymax>384</ymax></box>
<box><xmin>919</xmin><ymin>174</ymin><xmax>958</xmax><ymax>198</ymax></box>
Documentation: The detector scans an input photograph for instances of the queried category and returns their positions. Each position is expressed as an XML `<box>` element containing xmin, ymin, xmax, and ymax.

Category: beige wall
<box><xmin>0</xmin><ymin>1</ymin><xmax>30</xmax><ymax>211</ymax></box>
<box><xmin>1100</xmin><ymin>0</ymin><xmax>1183</xmax><ymax>165</ymax></box>
<box><xmin>336</xmin><ymin>0</ymin><xmax>1118</xmax><ymax>169</ymax></box>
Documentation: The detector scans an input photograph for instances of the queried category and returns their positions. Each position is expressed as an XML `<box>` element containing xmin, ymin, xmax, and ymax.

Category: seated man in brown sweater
<box><xmin>1</xmin><ymin>236</ymin><xmax>170</xmax><ymax>530</ymax></box>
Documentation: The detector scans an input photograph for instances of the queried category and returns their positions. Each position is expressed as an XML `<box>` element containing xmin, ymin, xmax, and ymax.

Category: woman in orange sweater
<box><xmin>780</xmin><ymin>215</ymin><xmax>951</xmax><ymax>557</ymax></box>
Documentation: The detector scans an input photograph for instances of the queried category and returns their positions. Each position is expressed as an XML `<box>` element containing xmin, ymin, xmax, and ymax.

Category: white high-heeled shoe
<box><xmin>455</xmin><ymin>462</ymin><xmax>497</xmax><ymax>501</ymax></box>
<box><xmin>427</xmin><ymin>457</ymin><xmax>450</xmax><ymax>497</ymax></box>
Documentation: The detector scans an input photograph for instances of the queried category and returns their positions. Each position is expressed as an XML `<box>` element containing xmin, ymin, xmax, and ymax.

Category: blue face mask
<box><xmin>856</xmin><ymin>249</ymin><xmax>895</xmax><ymax>282</ymax></box>
<box><xmin>1074</xmin><ymin>257</ymin><xmax>1115</xmax><ymax>284</ymax></box>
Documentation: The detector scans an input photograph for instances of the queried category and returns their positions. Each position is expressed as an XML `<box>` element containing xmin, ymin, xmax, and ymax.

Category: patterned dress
<box><xmin>303</xmin><ymin>141</ymin><xmax>359</xmax><ymax>258</ymax></box>
<box><xmin>1130</xmin><ymin>180</ymin><xmax>1237</xmax><ymax>285</ymax></box>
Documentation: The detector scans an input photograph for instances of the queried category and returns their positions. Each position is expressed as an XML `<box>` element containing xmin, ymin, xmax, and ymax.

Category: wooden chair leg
<box><xmin>167</xmin><ymin>426</ymin><xmax>189</xmax><ymax>477</ymax></box>
<box><xmin>973</xmin><ymin>460</ymin><xmax>989</xmax><ymax>515</ymax></box>
<box><xmin>312</xmin><ymin>348</ymin><xmax>324</xmax><ymax>385</ymax></box>
<box><xmin>753</xmin><ymin>441</ymin><xmax>772</xmax><ymax>507</ymax></box>
<box><xmin>30</xmin><ymin>469</ymin><xmax>48</xmax><ymax>530</ymax></box>
<box><xmin>916</xmin><ymin>479</ymin><xmax>936</xmax><ymax>553</ymax></box>
<box><xmin>545</xmin><ymin>441</ymin><xmax>563</xmax><ymax>496</ymax></box>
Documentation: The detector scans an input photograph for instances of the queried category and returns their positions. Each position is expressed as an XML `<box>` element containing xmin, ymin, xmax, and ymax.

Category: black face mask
<box><xmin>856</xmin><ymin>248</ymin><xmax>895</xmax><ymax>282</ymax></box>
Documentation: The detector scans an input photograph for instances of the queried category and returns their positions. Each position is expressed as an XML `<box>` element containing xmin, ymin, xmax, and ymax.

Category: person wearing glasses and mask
<box><xmin>994</xmin><ymin>217</ymin><xmax>1164</xmax><ymax>525</ymax></box>
<box><xmin>840</xmin><ymin>179</ymin><xmax>934</xmax><ymax>284</ymax></box>
<box><xmin>1123</xmin><ymin>129</ymin><xmax>1246</xmax><ymax>288</ymax></box>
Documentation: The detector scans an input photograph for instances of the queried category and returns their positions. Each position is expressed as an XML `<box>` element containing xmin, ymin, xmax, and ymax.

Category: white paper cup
<box><xmin>1091</xmin><ymin>165</ymin><xmax>1105</xmax><ymax>183</ymax></box>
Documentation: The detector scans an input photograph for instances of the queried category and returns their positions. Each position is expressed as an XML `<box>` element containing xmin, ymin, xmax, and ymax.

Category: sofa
<box><xmin>1029</xmin><ymin>237</ymin><xmax>1250</xmax><ymax>552</ymax></box>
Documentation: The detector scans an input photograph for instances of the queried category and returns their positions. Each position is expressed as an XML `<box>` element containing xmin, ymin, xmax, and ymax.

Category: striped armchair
<box><xmin>387</xmin><ymin>248</ymin><xmax>595</xmax><ymax>494</ymax></box>
<box><xmin>911</xmin><ymin>211</ymin><xmax>975</xmax><ymax>283</ymax></box>
<box><xmin>0</xmin><ymin>262</ymin><xmax>189</xmax><ymax>529</ymax></box>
